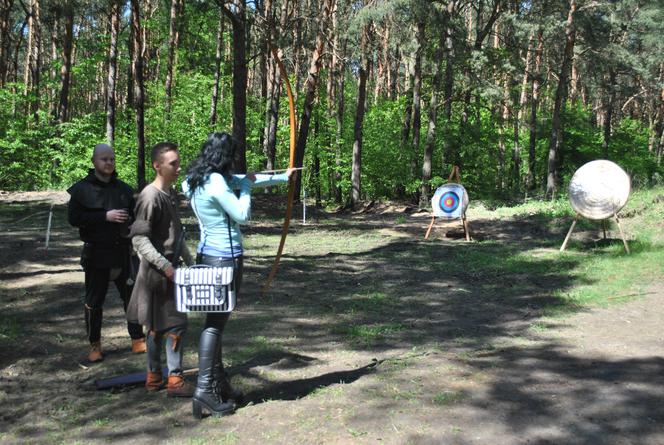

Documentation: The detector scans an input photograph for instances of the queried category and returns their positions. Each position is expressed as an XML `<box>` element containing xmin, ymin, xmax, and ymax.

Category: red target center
<box><xmin>444</xmin><ymin>198</ymin><xmax>454</xmax><ymax>207</ymax></box>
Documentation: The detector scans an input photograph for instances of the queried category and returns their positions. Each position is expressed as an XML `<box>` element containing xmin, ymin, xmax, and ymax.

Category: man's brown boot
<box><xmin>88</xmin><ymin>342</ymin><xmax>103</xmax><ymax>362</ymax></box>
<box><xmin>167</xmin><ymin>374</ymin><xmax>195</xmax><ymax>398</ymax></box>
<box><xmin>146</xmin><ymin>371</ymin><xmax>164</xmax><ymax>392</ymax></box>
<box><xmin>131</xmin><ymin>338</ymin><xmax>147</xmax><ymax>354</ymax></box>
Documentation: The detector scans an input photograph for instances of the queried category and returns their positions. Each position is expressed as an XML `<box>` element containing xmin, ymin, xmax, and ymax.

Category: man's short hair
<box><xmin>151</xmin><ymin>141</ymin><xmax>178</xmax><ymax>164</ymax></box>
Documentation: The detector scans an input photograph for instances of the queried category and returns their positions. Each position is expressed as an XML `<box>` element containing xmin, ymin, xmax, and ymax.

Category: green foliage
<box><xmin>362</xmin><ymin>98</ymin><xmax>411</xmax><ymax>198</ymax></box>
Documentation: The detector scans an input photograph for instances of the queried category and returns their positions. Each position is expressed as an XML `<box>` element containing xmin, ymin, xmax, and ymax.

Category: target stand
<box><xmin>424</xmin><ymin>167</ymin><xmax>471</xmax><ymax>241</ymax></box>
<box><xmin>560</xmin><ymin>160</ymin><xmax>631</xmax><ymax>253</ymax></box>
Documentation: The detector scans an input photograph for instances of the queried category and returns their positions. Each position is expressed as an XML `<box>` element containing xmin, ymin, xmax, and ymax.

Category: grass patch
<box><xmin>433</xmin><ymin>391</ymin><xmax>461</xmax><ymax>406</ymax></box>
<box><xmin>343</xmin><ymin>323</ymin><xmax>407</xmax><ymax>345</ymax></box>
<box><xmin>345</xmin><ymin>292</ymin><xmax>390</xmax><ymax>314</ymax></box>
<box><xmin>0</xmin><ymin>317</ymin><xmax>21</xmax><ymax>341</ymax></box>
<box><xmin>228</xmin><ymin>335</ymin><xmax>287</xmax><ymax>365</ymax></box>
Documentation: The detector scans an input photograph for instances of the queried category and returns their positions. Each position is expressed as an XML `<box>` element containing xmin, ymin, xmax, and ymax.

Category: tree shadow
<box><xmin>2</xmin><ymin>200</ymin><xmax>661</xmax><ymax>444</ymax></box>
<box><xmin>238</xmin><ymin>359</ymin><xmax>381</xmax><ymax>406</ymax></box>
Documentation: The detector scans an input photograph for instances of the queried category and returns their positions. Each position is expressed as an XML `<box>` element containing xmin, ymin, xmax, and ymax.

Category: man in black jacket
<box><xmin>68</xmin><ymin>144</ymin><xmax>146</xmax><ymax>362</ymax></box>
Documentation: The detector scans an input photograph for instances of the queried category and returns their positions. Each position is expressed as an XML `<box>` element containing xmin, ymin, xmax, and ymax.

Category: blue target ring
<box><xmin>439</xmin><ymin>191</ymin><xmax>460</xmax><ymax>213</ymax></box>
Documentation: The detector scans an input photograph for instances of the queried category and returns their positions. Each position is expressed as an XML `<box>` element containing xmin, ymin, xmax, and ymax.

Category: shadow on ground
<box><xmin>1</xmin><ymin>197</ymin><xmax>662</xmax><ymax>444</ymax></box>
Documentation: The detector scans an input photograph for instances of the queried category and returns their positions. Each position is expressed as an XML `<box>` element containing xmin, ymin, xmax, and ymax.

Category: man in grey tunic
<box><xmin>127</xmin><ymin>141</ymin><xmax>194</xmax><ymax>397</ymax></box>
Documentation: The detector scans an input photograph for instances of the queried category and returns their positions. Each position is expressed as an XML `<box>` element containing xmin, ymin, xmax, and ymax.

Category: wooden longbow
<box><xmin>261</xmin><ymin>43</ymin><xmax>297</xmax><ymax>296</ymax></box>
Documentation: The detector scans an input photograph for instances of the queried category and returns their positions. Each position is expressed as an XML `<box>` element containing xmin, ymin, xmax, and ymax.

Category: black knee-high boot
<box><xmin>213</xmin><ymin>339</ymin><xmax>243</xmax><ymax>402</ymax></box>
<box><xmin>192</xmin><ymin>328</ymin><xmax>234</xmax><ymax>419</ymax></box>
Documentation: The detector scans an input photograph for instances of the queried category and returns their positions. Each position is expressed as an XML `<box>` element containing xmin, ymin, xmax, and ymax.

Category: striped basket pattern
<box><xmin>174</xmin><ymin>265</ymin><xmax>236</xmax><ymax>313</ymax></box>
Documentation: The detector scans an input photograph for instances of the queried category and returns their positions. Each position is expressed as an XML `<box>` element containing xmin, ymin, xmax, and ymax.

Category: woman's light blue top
<box><xmin>182</xmin><ymin>172</ymin><xmax>288</xmax><ymax>258</ymax></box>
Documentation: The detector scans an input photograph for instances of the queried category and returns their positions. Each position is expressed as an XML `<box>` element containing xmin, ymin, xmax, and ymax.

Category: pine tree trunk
<box><xmin>23</xmin><ymin>3</ymin><xmax>33</xmax><ymax>94</ymax></box>
<box><xmin>131</xmin><ymin>0</ymin><xmax>146</xmax><ymax>189</ymax></box>
<box><xmin>24</xmin><ymin>0</ymin><xmax>41</xmax><ymax>121</ymax></box>
<box><xmin>513</xmin><ymin>31</ymin><xmax>535</xmax><ymax>189</ymax></box>
<box><xmin>57</xmin><ymin>2</ymin><xmax>74</xmax><ymax>123</ymax></box>
<box><xmin>497</xmin><ymin>74</ymin><xmax>510</xmax><ymax>191</ymax></box>
<box><xmin>351</xmin><ymin>25</ymin><xmax>369</xmax><ymax>209</ymax></box>
<box><xmin>602</xmin><ymin>68</ymin><xmax>616</xmax><ymax>158</ymax></box>
<box><xmin>48</xmin><ymin>9</ymin><xmax>58</xmax><ymax>115</ymax></box>
<box><xmin>400</xmin><ymin>53</ymin><xmax>413</xmax><ymax>154</ymax></box>
<box><xmin>410</xmin><ymin>21</ymin><xmax>424</xmax><ymax>193</ymax></box>
<box><xmin>546</xmin><ymin>0</ymin><xmax>577</xmax><ymax>198</ymax></box>
<box><xmin>221</xmin><ymin>0</ymin><xmax>248</xmax><ymax>173</ymax></box>
<box><xmin>334</xmin><ymin>27</ymin><xmax>347</xmax><ymax>204</ymax></box>
<box><xmin>106</xmin><ymin>0</ymin><xmax>120</xmax><ymax>144</ymax></box>
<box><xmin>126</xmin><ymin>17</ymin><xmax>134</xmax><ymax>126</ymax></box>
<box><xmin>293</xmin><ymin>0</ymin><xmax>336</xmax><ymax>200</ymax></box>
<box><xmin>164</xmin><ymin>0</ymin><xmax>180</xmax><ymax>113</ymax></box>
<box><xmin>441</xmin><ymin>1</ymin><xmax>455</xmax><ymax>167</ymax></box>
<box><xmin>526</xmin><ymin>28</ymin><xmax>543</xmax><ymax>191</ymax></box>
<box><xmin>210</xmin><ymin>8</ymin><xmax>224</xmax><ymax>126</ymax></box>
<box><xmin>0</xmin><ymin>0</ymin><xmax>13</xmax><ymax>87</ymax></box>
<box><xmin>420</xmin><ymin>25</ymin><xmax>444</xmax><ymax>208</ymax></box>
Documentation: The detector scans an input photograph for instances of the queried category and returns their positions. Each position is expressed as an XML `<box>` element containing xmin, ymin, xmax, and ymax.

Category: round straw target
<box><xmin>431</xmin><ymin>183</ymin><xmax>468</xmax><ymax>219</ymax></box>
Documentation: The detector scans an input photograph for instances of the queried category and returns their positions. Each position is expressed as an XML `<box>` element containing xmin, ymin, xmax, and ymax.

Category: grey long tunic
<box><xmin>126</xmin><ymin>185</ymin><xmax>187</xmax><ymax>331</ymax></box>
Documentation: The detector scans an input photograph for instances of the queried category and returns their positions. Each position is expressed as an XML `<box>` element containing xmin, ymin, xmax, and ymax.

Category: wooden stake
<box><xmin>424</xmin><ymin>216</ymin><xmax>436</xmax><ymax>239</ymax></box>
<box><xmin>448</xmin><ymin>165</ymin><xmax>461</xmax><ymax>183</ymax></box>
<box><xmin>560</xmin><ymin>215</ymin><xmax>578</xmax><ymax>252</ymax></box>
<box><xmin>462</xmin><ymin>215</ymin><xmax>471</xmax><ymax>242</ymax></box>
<box><xmin>614</xmin><ymin>213</ymin><xmax>630</xmax><ymax>254</ymax></box>
<box><xmin>45</xmin><ymin>203</ymin><xmax>54</xmax><ymax>255</ymax></box>
<box><xmin>601</xmin><ymin>219</ymin><xmax>607</xmax><ymax>239</ymax></box>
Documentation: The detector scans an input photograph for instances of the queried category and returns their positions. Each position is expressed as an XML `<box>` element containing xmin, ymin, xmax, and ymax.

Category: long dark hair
<box><xmin>186</xmin><ymin>132</ymin><xmax>236</xmax><ymax>194</ymax></box>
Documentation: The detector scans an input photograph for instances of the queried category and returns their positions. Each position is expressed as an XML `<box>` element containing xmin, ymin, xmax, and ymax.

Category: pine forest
<box><xmin>1</xmin><ymin>0</ymin><xmax>662</xmax><ymax>207</ymax></box>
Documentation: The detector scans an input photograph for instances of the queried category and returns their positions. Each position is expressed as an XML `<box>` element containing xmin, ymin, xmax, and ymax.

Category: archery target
<box><xmin>432</xmin><ymin>183</ymin><xmax>468</xmax><ymax>219</ymax></box>
<box><xmin>568</xmin><ymin>160</ymin><xmax>631</xmax><ymax>220</ymax></box>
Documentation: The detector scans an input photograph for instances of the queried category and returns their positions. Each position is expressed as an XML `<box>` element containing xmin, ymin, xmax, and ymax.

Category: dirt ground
<box><xmin>0</xmin><ymin>190</ymin><xmax>662</xmax><ymax>445</ymax></box>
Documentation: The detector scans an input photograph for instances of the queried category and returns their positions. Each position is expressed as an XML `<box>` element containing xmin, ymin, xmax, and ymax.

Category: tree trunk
<box><xmin>293</xmin><ymin>0</ymin><xmax>336</xmax><ymax>200</ymax></box>
<box><xmin>258</xmin><ymin>1</ymin><xmax>268</xmax><ymax>149</ymax></box>
<box><xmin>525</xmin><ymin>28</ymin><xmax>543</xmax><ymax>191</ymax></box>
<box><xmin>24</xmin><ymin>0</ymin><xmax>41</xmax><ymax>121</ymax></box>
<box><xmin>131</xmin><ymin>0</ymin><xmax>146</xmax><ymax>189</ymax></box>
<box><xmin>106</xmin><ymin>0</ymin><xmax>120</xmax><ymax>144</ymax></box>
<box><xmin>497</xmin><ymin>73</ymin><xmax>510</xmax><ymax>191</ymax></box>
<box><xmin>545</xmin><ymin>0</ymin><xmax>577</xmax><ymax>198</ymax></box>
<box><xmin>48</xmin><ymin>8</ymin><xmax>58</xmax><ymax>115</ymax></box>
<box><xmin>570</xmin><ymin>52</ymin><xmax>579</xmax><ymax>103</ymax></box>
<box><xmin>261</xmin><ymin>0</ymin><xmax>276</xmax><ymax>171</ymax></box>
<box><xmin>0</xmin><ymin>0</ymin><xmax>14</xmax><ymax>87</ymax></box>
<box><xmin>400</xmin><ymin>53</ymin><xmax>413</xmax><ymax>155</ymax></box>
<box><xmin>220</xmin><ymin>0</ymin><xmax>248</xmax><ymax>173</ymax></box>
<box><xmin>410</xmin><ymin>20</ymin><xmax>424</xmax><ymax>192</ymax></box>
<box><xmin>210</xmin><ymin>7</ymin><xmax>224</xmax><ymax>126</ymax></box>
<box><xmin>334</xmin><ymin>20</ymin><xmax>347</xmax><ymax>204</ymax></box>
<box><xmin>420</xmin><ymin>24</ymin><xmax>444</xmax><ymax>208</ymax></box>
<box><xmin>513</xmin><ymin>31</ymin><xmax>535</xmax><ymax>188</ymax></box>
<box><xmin>351</xmin><ymin>25</ymin><xmax>370</xmax><ymax>209</ymax></box>
<box><xmin>441</xmin><ymin>1</ymin><xmax>455</xmax><ymax>167</ymax></box>
<box><xmin>56</xmin><ymin>2</ymin><xmax>74</xmax><ymax>123</ymax></box>
<box><xmin>461</xmin><ymin>0</ymin><xmax>502</xmax><ymax>149</ymax></box>
<box><xmin>602</xmin><ymin>68</ymin><xmax>617</xmax><ymax>158</ymax></box>
<box><xmin>164</xmin><ymin>0</ymin><xmax>180</xmax><ymax>113</ymax></box>
<box><xmin>126</xmin><ymin>14</ymin><xmax>134</xmax><ymax>126</ymax></box>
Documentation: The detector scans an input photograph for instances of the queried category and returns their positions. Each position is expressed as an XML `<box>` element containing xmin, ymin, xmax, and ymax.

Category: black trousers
<box><xmin>84</xmin><ymin>266</ymin><xmax>144</xmax><ymax>343</ymax></box>
<box><xmin>197</xmin><ymin>255</ymin><xmax>244</xmax><ymax>332</ymax></box>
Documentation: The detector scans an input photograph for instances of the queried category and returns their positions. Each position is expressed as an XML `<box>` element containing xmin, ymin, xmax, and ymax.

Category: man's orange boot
<box><xmin>167</xmin><ymin>374</ymin><xmax>195</xmax><ymax>398</ymax></box>
<box><xmin>88</xmin><ymin>342</ymin><xmax>103</xmax><ymax>362</ymax></box>
<box><xmin>146</xmin><ymin>371</ymin><xmax>164</xmax><ymax>392</ymax></box>
<box><xmin>131</xmin><ymin>338</ymin><xmax>147</xmax><ymax>354</ymax></box>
